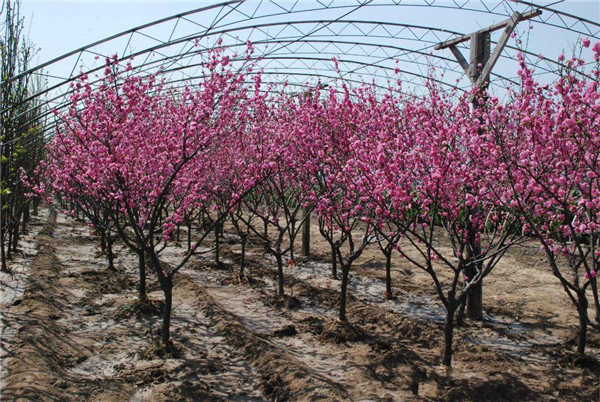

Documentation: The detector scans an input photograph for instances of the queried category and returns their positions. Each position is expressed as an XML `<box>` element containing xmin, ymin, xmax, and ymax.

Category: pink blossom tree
<box><xmin>490</xmin><ymin>45</ymin><xmax>600</xmax><ymax>354</ymax></box>
<box><xmin>365</xmin><ymin>81</ymin><xmax>524</xmax><ymax>366</ymax></box>
<box><xmin>238</xmin><ymin>83</ymin><xmax>318</xmax><ymax>296</ymax></box>
<box><xmin>45</xmin><ymin>50</ymin><xmax>259</xmax><ymax>346</ymax></box>
<box><xmin>309</xmin><ymin>84</ymin><xmax>381</xmax><ymax>323</ymax></box>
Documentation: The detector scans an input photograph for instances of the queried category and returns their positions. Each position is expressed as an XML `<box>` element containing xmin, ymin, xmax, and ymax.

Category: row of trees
<box><xmin>27</xmin><ymin>40</ymin><xmax>599</xmax><ymax>366</ymax></box>
<box><xmin>1</xmin><ymin>0</ymin><xmax>46</xmax><ymax>272</ymax></box>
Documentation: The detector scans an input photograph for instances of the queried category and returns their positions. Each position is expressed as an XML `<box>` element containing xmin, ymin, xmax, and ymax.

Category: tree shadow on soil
<box><xmin>444</xmin><ymin>374</ymin><xmax>538</xmax><ymax>402</ymax></box>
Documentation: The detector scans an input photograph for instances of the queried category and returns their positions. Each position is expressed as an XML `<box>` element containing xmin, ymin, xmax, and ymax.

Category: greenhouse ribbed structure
<box><xmin>1</xmin><ymin>1</ymin><xmax>599</xmax><ymax>400</ymax></box>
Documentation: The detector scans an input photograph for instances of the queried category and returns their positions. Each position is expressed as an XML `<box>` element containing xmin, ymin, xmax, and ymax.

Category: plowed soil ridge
<box><xmin>1</xmin><ymin>207</ymin><xmax>599</xmax><ymax>401</ymax></box>
<box><xmin>1</xmin><ymin>208</ymin><xmax>133</xmax><ymax>400</ymax></box>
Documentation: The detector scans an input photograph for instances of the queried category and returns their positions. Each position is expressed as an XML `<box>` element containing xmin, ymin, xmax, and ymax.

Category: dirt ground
<box><xmin>1</xmin><ymin>205</ymin><xmax>599</xmax><ymax>401</ymax></box>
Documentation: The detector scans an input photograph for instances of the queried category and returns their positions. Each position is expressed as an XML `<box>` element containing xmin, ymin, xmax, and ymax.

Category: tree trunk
<box><xmin>588</xmin><ymin>277</ymin><xmax>600</xmax><ymax>325</ymax></box>
<box><xmin>264</xmin><ymin>220</ymin><xmax>268</xmax><ymax>239</ymax></box>
<box><xmin>6</xmin><ymin>226</ymin><xmax>12</xmax><ymax>259</ymax></box>
<box><xmin>466</xmin><ymin>204</ymin><xmax>484</xmax><ymax>321</ymax></box>
<box><xmin>276</xmin><ymin>253</ymin><xmax>284</xmax><ymax>295</ymax></box>
<box><xmin>339</xmin><ymin>265</ymin><xmax>350</xmax><ymax>322</ymax></box>
<box><xmin>187</xmin><ymin>222</ymin><xmax>192</xmax><ymax>252</ymax></box>
<box><xmin>240</xmin><ymin>234</ymin><xmax>247</xmax><ymax>276</ymax></box>
<box><xmin>330</xmin><ymin>242</ymin><xmax>337</xmax><ymax>279</ymax></box>
<box><xmin>456</xmin><ymin>297</ymin><xmax>467</xmax><ymax>326</ymax></box>
<box><xmin>161</xmin><ymin>278</ymin><xmax>173</xmax><ymax>345</ymax></box>
<box><xmin>22</xmin><ymin>205</ymin><xmax>29</xmax><ymax>235</ymax></box>
<box><xmin>107</xmin><ymin>236</ymin><xmax>116</xmax><ymax>271</ymax></box>
<box><xmin>301</xmin><ymin>208</ymin><xmax>310</xmax><ymax>257</ymax></box>
<box><xmin>215</xmin><ymin>222</ymin><xmax>220</xmax><ymax>265</ymax></box>
<box><xmin>11</xmin><ymin>221</ymin><xmax>19</xmax><ymax>252</ymax></box>
<box><xmin>443</xmin><ymin>305</ymin><xmax>457</xmax><ymax>366</ymax></box>
<box><xmin>577</xmin><ymin>292</ymin><xmax>588</xmax><ymax>355</ymax></box>
<box><xmin>385</xmin><ymin>249</ymin><xmax>393</xmax><ymax>299</ymax></box>
<box><xmin>1</xmin><ymin>231</ymin><xmax>7</xmax><ymax>272</ymax></box>
<box><xmin>467</xmin><ymin>278</ymin><xmax>483</xmax><ymax>320</ymax></box>
<box><xmin>138</xmin><ymin>248</ymin><xmax>147</xmax><ymax>302</ymax></box>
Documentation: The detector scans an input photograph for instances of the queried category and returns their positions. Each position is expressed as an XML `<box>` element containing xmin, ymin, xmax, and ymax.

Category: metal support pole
<box><xmin>469</xmin><ymin>32</ymin><xmax>490</xmax><ymax>83</ymax></box>
<box><xmin>435</xmin><ymin>10</ymin><xmax>543</xmax><ymax>321</ymax></box>
<box><xmin>463</xmin><ymin>31</ymin><xmax>489</xmax><ymax>321</ymax></box>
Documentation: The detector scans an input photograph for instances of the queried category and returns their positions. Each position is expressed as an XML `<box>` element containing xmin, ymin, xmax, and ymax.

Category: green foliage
<box><xmin>1</xmin><ymin>0</ymin><xmax>46</xmax><ymax>268</ymax></box>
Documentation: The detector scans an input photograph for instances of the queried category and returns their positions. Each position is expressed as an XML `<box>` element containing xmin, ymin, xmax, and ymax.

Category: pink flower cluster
<box><xmin>29</xmin><ymin>41</ymin><xmax>599</xmax><ymax>300</ymax></box>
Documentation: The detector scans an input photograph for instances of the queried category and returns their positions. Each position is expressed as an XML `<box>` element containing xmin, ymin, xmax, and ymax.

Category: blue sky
<box><xmin>21</xmin><ymin>1</ymin><xmax>200</xmax><ymax>65</ymax></box>
<box><xmin>21</xmin><ymin>1</ymin><xmax>599</xmax><ymax>67</ymax></box>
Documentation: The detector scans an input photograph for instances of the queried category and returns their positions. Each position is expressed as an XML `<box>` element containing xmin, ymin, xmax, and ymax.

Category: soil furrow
<box><xmin>178</xmin><ymin>273</ymin><xmax>350</xmax><ymax>401</ymax></box>
<box><xmin>2</xmin><ymin>207</ymin><xmax>599</xmax><ymax>401</ymax></box>
<box><xmin>1</xmin><ymin>207</ymin><xmax>134</xmax><ymax>401</ymax></box>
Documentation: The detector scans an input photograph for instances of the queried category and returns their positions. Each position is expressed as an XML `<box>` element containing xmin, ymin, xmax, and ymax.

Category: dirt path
<box><xmin>288</xmin><ymin>259</ymin><xmax>562</xmax><ymax>362</ymax></box>
<box><xmin>1</xmin><ymin>207</ymin><xmax>133</xmax><ymax>400</ymax></box>
<box><xmin>1</xmin><ymin>208</ymin><xmax>268</xmax><ymax>401</ymax></box>
<box><xmin>175</xmin><ymin>276</ymin><xmax>349</xmax><ymax>401</ymax></box>
<box><xmin>226</xmin><ymin>242</ymin><xmax>600</xmax><ymax>400</ymax></box>
<box><xmin>1</xmin><ymin>208</ymin><xmax>50</xmax><ymax>384</ymax></box>
<box><xmin>2</xmin><ymin>208</ymin><xmax>599</xmax><ymax>401</ymax></box>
